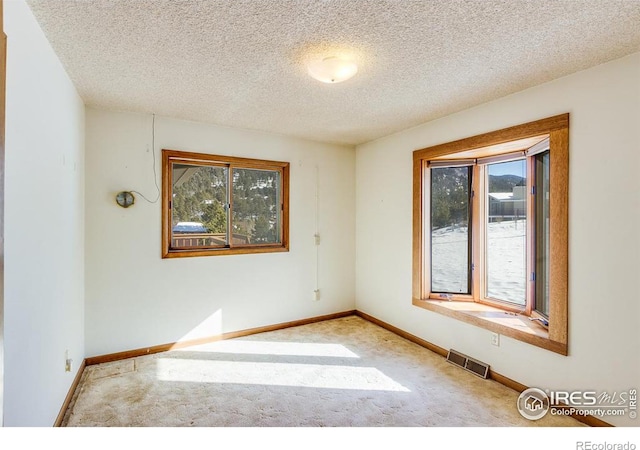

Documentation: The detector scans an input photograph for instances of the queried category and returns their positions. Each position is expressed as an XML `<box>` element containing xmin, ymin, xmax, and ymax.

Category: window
<box><xmin>412</xmin><ymin>114</ymin><xmax>569</xmax><ymax>355</ymax></box>
<box><xmin>162</xmin><ymin>150</ymin><xmax>289</xmax><ymax>258</ymax></box>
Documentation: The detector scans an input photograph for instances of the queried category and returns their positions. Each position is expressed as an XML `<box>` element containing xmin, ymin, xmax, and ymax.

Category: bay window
<box><xmin>412</xmin><ymin>115</ymin><xmax>569</xmax><ymax>355</ymax></box>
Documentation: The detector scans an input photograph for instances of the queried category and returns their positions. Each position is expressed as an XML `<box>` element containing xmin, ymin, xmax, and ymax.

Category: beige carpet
<box><xmin>63</xmin><ymin>316</ymin><xmax>583</xmax><ymax>427</ymax></box>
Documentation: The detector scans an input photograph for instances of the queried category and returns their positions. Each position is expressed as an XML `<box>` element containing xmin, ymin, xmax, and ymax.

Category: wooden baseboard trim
<box><xmin>572</xmin><ymin>413</ymin><xmax>614</xmax><ymax>427</ymax></box>
<box><xmin>488</xmin><ymin>370</ymin><xmax>528</xmax><ymax>393</ymax></box>
<box><xmin>86</xmin><ymin>310</ymin><xmax>356</xmax><ymax>366</ymax></box>
<box><xmin>54</xmin><ymin>358</ymin><xmax>86</xmax><ymax>427</ymax></box>
<box><xmin>355</xmin><ymin>310</ymin><xmax>448</xmax><ymax>357</ymax></box>
<box><xmin>355</xmin><ymin>310</ymin><xmax>613</xmax><ymax>427</ymax></box>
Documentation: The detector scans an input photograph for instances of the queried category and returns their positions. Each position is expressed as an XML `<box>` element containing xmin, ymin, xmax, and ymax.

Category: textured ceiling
<box><xmin>26</xmin><ymin>0</ymin><xmax>640</xmax><ymax>146</ymax></box>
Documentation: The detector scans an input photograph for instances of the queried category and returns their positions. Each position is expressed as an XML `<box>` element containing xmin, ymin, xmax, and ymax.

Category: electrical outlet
<box><xmin>314</xmin><ymin>289</ymin><xmax>320</xmax><ymax>301</ymax></box>
<box><xmin>491</xmin><ymin>332</ymin><xmax>500</xmax><ymax>347</ymax></box>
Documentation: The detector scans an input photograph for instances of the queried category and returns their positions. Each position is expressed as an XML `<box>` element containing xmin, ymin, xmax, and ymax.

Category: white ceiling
<box><xmin>26</xmin><ymin>0</ymin><xmax>640</xmax><ymax>146</ymax></box>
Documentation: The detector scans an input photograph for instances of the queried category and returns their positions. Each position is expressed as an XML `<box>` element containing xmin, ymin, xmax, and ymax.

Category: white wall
<box><xmin>355</xmin><ymin>53</ymin><xmax>640</xmax><ymax>426</ymax></box>
<box><xmin>85</xmin><ymin>109</ymin><xmax>355</xmax><ymax>357</ymax></box>
<box><xmin>4</xmin><ymin>0</ymin><xmax>85</xmax><ymax>426</ymax></box>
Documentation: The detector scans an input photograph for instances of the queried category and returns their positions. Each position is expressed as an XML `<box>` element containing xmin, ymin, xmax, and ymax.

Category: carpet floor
<box><xmin>62</xmin><ymin>316</ymin><xmax>583</xmax><ymax>427</ymax></box>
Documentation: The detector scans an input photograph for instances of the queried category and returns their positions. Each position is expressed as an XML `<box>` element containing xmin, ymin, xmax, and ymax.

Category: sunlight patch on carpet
<box><xmin>156</xmin><ymin>359</ymin><xmax>410</xmax><ymax>392</ymax></box>
<box><xmin>176</xmin><ymin>340</ymin><xmax>360</xmax><ymax>358</ymax></box>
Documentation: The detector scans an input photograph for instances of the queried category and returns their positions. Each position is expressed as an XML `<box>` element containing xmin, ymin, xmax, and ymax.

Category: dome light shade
<box><xmin>307</xmin><ymin>56</ymin><xmax>358</xmax><ymax>83</ymax></box>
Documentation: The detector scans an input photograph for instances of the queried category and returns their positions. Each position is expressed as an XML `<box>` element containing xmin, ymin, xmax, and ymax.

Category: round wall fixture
<box><xmin>116</xmin><ymin>191</ymin><xmax>135</xmax><ymax>208</ymax></box>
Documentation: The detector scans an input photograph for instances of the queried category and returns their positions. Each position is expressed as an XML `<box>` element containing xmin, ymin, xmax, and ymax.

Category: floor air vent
<box><xmin>446</xmin><ymin>349</ymin><xmax>490</xmax><ymax>379</ymax></box>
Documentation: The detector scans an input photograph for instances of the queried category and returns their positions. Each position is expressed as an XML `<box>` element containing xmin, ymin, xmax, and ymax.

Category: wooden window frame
<box><xmin>162</xmin><ymin>149</ymin><xmax>290</xmax><ymax>258</ymax></box>
<box><xmin>412</xmin><ymin>114</ymin><xmax>569</xmax><ymax>355</ymax></box>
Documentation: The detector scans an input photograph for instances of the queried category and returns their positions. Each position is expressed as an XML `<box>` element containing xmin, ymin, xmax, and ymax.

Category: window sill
<box><xmin>163</xmin><ymin>245</ymin><xmax>289</xmax><ymax>258</ymax></box>
<box><xmin>412</xmin><ymin>298</ymin><xmax>567</xmax><ymax>355</ymax></box>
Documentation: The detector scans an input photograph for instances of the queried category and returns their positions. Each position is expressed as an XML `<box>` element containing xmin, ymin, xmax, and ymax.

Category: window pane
<box><xmin>535</xmin><ymin>152</ymin><xmax>550</xmax><ymax>317</ymax></box>
<box><xmin>486</xmin><ymin>160</ymin><xmax>527</xmax><ymax>305</ymax></box>
<box><xmin>430</xmin><ymin>166</ymin><xmax>471</xmax><ymax>294</ymax></box>
<box><xmin>232</xmin><ymin>168</ymin><xmax>281</xmax><ymax>245</ymax></box>
<box><xmin>171</xmin><ymin>164</ymin><xmax>228</xmax><ymax>248</ymax></box>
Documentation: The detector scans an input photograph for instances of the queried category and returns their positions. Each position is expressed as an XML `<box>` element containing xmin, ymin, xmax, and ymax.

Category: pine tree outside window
<box><xmin>162</xmin><ymin>150</ymin><xmax>289</xmax><ymax>258</ymax></box>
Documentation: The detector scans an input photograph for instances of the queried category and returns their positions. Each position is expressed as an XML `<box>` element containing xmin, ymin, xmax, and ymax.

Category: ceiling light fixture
<box><xmin>307</xmin><ymin>56</ymin><xmax>358</xmax><ymax>84</ymax></box>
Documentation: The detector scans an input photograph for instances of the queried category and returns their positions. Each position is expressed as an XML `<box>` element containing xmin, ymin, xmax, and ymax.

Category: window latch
<box><xmin>529</xmin><ymin>317</ymin><xmax>549</xmax><ymax>327</ymax></box>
